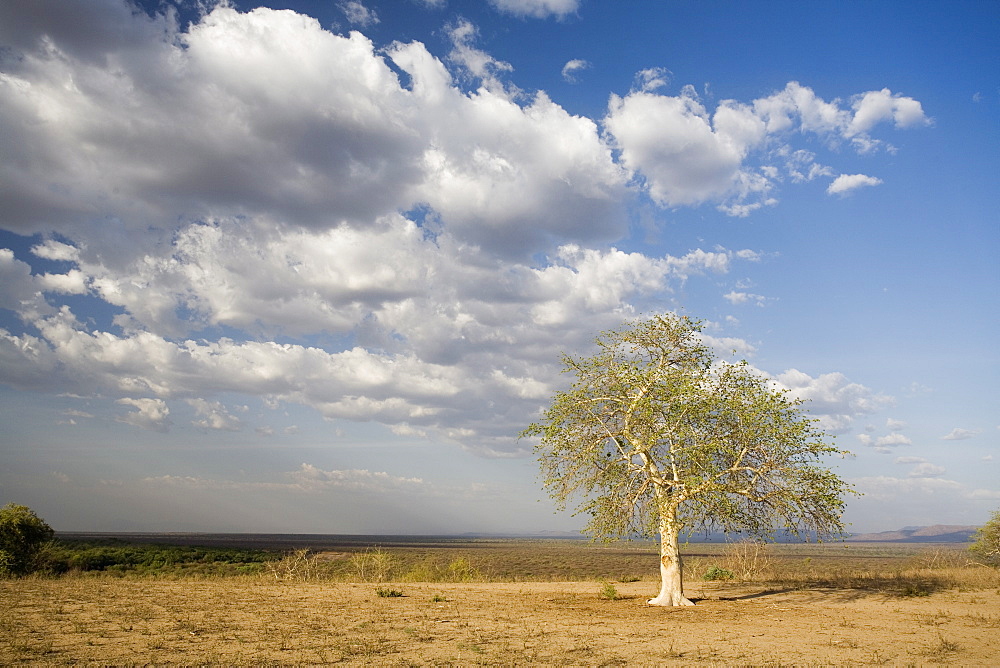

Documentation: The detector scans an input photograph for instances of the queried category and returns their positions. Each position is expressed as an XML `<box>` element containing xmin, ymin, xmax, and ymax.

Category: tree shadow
<box><xmin>688</xmin><ymin>587</ymin><xmax>798</xmax><ymax>603</ymax></box>
<box><xmin>690</xmin><ymin>576</ymin><xmax>952</xmax><ymax>603</ymax></box>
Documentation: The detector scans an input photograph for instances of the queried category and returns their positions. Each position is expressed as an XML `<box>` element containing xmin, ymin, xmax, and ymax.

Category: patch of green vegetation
<box><xmin>375</xmin><ymin>587</ymin><xmax>404</xmax><ymax>598</ymax></box>
<box><xmin>702</xmin><ymin>565</ymin><xmax>735</xmax><ymax>581</ymax></box>
<box><xmin>599</xmin><ymin>581</ymin><xmax>620</xmax><ymax>600</ymax></box>
<box><xmin>40</xmin><ymin>539</ymin><xmax>277</xmax><ymax>576</ymax></box>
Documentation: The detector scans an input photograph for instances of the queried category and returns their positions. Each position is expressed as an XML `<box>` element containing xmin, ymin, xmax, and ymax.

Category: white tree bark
<box><xmin>647</xmin><ymin>519</ymin><xmax>694</xmax><ymax>606</ymax></box>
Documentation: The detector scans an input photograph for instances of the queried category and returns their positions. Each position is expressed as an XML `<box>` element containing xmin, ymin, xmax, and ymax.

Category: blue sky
<box><xmin>0</xmin><ymin>0</ymin><xmax>997</xmax><ymax>535</ymax></box>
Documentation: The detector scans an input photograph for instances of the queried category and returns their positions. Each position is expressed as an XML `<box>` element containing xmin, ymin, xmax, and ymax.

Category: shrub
<box><xmin>723</xmin><ymin>539</ymin><xmax>773</xmax><ymax>581</ymax></box>
<box><xmin>265</xmin><ymin>549</ymin><xmax>324</xmax><ymax>581</ymax></box>
<box><xmin>599</xmin><ymin>581</ymin><xmax>620</xmax><ymax>600</ymax></box>
<box><xmin>447</xmin><ymin>557</ymin><xmax>479</xmax><ymax>582</ymax></box>
<box><xmin>0</xmin><ymin>504</ymin><xmax>54</xmax><ymax>576</ymax></box>
<box><xmin>350</xmin><ymin>548</ymin><xmax>395</xmax><ymax>582</ymax></box>
<box><xmin>402</xmin><ymin>559</ymin><xmax>442</xmax><ymax>582</ymax></box>
<box><xmin>702</xmin><ymin>565</ymin><xmax>735</xmax><ymax>581</ymax></box>
<box><xmin>401</xmin><ymin>555</ymin><xmax>481</xmax><ymax>582</ymax></box>
<box><xmin>376</xmin><ymin>588</ymin><xmax>404</xmax><ymax>597</ymax></box>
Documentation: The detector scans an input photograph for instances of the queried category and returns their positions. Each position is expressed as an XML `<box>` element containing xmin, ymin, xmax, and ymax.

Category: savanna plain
<box><xmin>2</xmin><ymin>537</ymin><xmax>999</xmax><ymax>666</ymax></box>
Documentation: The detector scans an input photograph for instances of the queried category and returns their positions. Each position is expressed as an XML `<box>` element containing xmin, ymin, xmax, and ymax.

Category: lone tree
<box><xmin>0</xmin><ymin>503</ymin><xmax>55</xmax><ymax>576</ymax></box>
<box><xmin>523</xmin><ymin>314</ymin><xmax>855</xmax><ymax>606</ymax></box>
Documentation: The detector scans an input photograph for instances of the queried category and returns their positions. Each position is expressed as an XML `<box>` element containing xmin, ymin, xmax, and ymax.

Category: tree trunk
<box><xmin>647</xmin><ymin>517</ymin><xmax>694</xmax><ymax>606</ymax></box>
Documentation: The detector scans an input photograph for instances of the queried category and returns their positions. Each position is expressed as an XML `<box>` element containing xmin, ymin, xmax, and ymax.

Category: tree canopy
<box><xmin>0</xmin><ymin>503</ymin><xmax>55</xmax><ymax>576</ymax></box>
<box><xmin>524</xmin><ymin>314</ymin><xmax>855</xmax><ymax>605</ymax></box>
<box><xmin>969</xmin><ymin>509</ymin><xmax>1000</xmax><ymax>567</ymax></box>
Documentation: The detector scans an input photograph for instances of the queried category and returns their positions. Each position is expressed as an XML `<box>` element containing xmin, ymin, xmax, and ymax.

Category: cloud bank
<box><xmin>0</xmin><ymin>1</ymin><xmax>929</xmax><ymax>455</ymax></box>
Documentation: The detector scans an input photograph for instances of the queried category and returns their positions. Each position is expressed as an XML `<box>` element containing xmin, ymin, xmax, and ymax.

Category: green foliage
<box><xmin>702</xmin><ymin>565</ymin><xmax>735</xmax><ymax>581</ymax></box>
<box><xmin>401</xmin><ymin>558</ymin><xmax>442</xmax><ymax>582</ymax></box>
<box><xmin>598</xmin><ymin>581</ymin><xmax>620</xmax><ymax>600</ymax></box>
<box><xmin>399</xmin><ymin>555</ymin><xmax>483</xmax><ymax>582</ymax></box>
<box><xmin>376</xmin><ymin>587</ymin><xmax>404</xmax><ymax>597</ymax></box>
<box><xmin>447</xmin><ymin>556</ymin><xmax>480</xmax><ymax>582</ymax></box>
<box><xmin>969</xmin><ymin>509</ymin><xmax>1000</xmax><ymax>567</ymax></box>
<box><xmin>0</xmin><ymin>504</ymin><xmax>55</xmax><ymax>576</ymax></box>
<box><xmin>41</xmin><ymin>539</ymin><xmax>275</xmax><ymax>576</ymax></box>
<box><xmin>524</xmin><ymin>314</ymin><xmax>856</xmax><ymax>543</ymax></box>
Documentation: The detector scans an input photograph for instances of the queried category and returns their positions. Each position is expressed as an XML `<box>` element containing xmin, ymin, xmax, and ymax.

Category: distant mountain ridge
<box><xmin>846</xmin><ymin>525</ymin><xmax>978</xmax><ymax>543</ymax></box>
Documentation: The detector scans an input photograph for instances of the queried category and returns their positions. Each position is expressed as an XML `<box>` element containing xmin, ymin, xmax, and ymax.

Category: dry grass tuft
<box><xmin>722</xmin><ymin>539</ymin><xmax>774</xmax><ymax>581</ymax></box>
<box><xmin>263</xmin><ymin>548</ymin><xmax>324</xmax><ymax>581</ymax></box>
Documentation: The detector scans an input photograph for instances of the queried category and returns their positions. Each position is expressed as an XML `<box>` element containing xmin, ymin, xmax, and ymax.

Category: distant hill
<box><xmin>845</xmin><ymin>525</ymin><xmax>978</xmax><ymax>543</ymax></box>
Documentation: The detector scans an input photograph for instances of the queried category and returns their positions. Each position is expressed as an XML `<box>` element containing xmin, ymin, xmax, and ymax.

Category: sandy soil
<box><xmin>2</xmin><ymin>578</ymin><xmax>998</xmax><ymax>665</ymax></box>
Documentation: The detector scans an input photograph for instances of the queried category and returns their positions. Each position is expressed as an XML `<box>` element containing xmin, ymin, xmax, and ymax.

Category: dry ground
<box><xmin>3</xmin><ymin>576</ymin><xmax>999</xmax><ymax>665</ymax></box>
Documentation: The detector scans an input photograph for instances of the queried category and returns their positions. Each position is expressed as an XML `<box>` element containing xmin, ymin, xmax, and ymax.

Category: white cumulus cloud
<box><xmin>942</xmin><ymin>427</ymin><xmax>981</xmax><ymax>440</ymax></box>
<box><xmin>876</xmin><ymin>433</ymin><xmax>912</xmax><ymax>448</ymax></box>
<box><xmin>0</xmin><ymin>236</ymin><xmax>763</xmax><ymax>454</ymax></box>
<box><xmin>338</xmin><ymin>1</ymin><xmax>379</xmax><ymax>27</ymax></box>
<box><xmin>723</xmin><ymin>291</ymin><xmax>767</xmax><ymax>307</ymax></box>
<box><xmin>908</xmin><ymin>462</ymin><xmax>945</xmax><ymax>478</ymax></box>
<box><xmin>37</xmin><ymin>270</ymin><xmax>88</xmax><ymax>295</ymax></box>
<box><xmin>489</xmin><ymin>0</ymin><xmax>579</xmax><ymax>19</ymax></box>
<box><xmin>445</xmin><ymin>18</ymin><xmax>513</xmax><ymax>84</ymax></box>
<box><xmin>633</xmin><ymin>67</ymin><xmax>671</xmax><ymax>93</ymax></box>
<box><xmin>606</xmin><ymin>81</ymin><xmax>918</xmax><ymax>215</ymax></box>
<box><xmin>827</xmin><ymin>173</ymin><xmax>883</xmax><ymax>195</ymax></box>
<box><xmin>606</xmin><ymin>87</ymin><xmax>764</xmax><ymax>210</ymax></box>
<box><xmin>774</xmin><ymin>368</ymin><xmax>894</xmax><ymax>433</ymax></box>
<box><xmin>0</xmin><ymin>1</ymin><xmax>933</xmax><ymax>456</ymax></box>
<box><xmin>187</xmin><ymin>398</ymin><xmax>242</xmax><ymax>432</ymax></box>
<box><xmin>849</xmin><ymin>88</ymin><xmax>931</xmax><ymax>137</ymax></box>
<box><xmin>116</xmin><ymin>398</ymin><xmax>171</xmax><ymax>432</ymax></box>
<box><xmin>858</xmin><ymin>431</ymin><xmax>911</xmax><ymax>453</ymax></box>
<box><xmin>561</xmin><ymin>58</ymin><xmax>590</xmax><ymax>83</ymax></box>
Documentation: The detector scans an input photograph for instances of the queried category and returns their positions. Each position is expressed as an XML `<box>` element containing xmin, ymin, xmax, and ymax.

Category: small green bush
<box><xmin>376</xmin><ymin>588</ymin><xmax>404</xmax><ymax>598</ymax></box>
<box><xmin>702</xmin><ymin>565</ymin><xmax>735</xmax><ymax>581</ymax></box>
<box><xmin>447</xmin><ymin>557</ymin><xmax>479</xmax><ymax>582</ymax></box>
<box><xmin>599</xmin><ymin>581</ymin><xmax>620</xmax><ymax>600</ymax></box>
<box><xmin>403</xmin><ymin>559</ymin><xmax>443</xmax><ymax>582</ymax></box>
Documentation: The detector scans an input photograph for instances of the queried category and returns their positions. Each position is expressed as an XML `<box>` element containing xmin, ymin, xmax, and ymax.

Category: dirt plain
<box><xmin>3</xmin><ymin>577</ymin><xmax>999</xmax><ymax>665</ymax></box>
<box><xmin>2</xmin><ymin>539</ymin><xmax>999</xmax><ymax>665</ymax></box>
